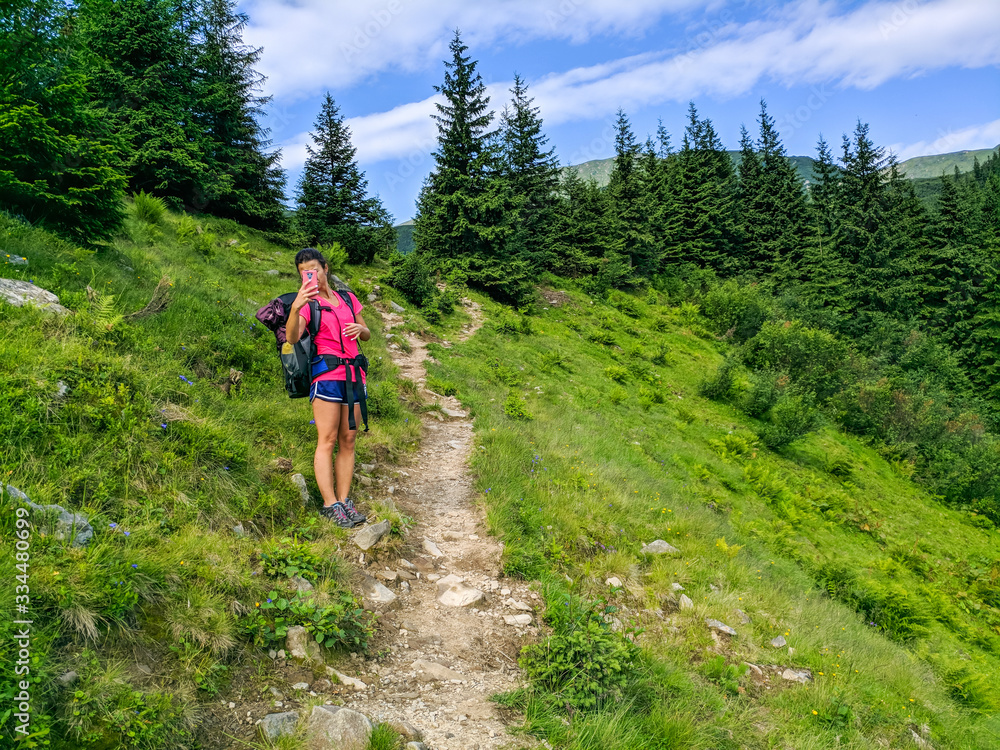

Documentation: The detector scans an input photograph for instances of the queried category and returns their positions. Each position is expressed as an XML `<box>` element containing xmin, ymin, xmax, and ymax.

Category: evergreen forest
<box><xmin>2</xmin><ymin>8</ymin><xmax>1000</xmax><ymax>749</ymax></box>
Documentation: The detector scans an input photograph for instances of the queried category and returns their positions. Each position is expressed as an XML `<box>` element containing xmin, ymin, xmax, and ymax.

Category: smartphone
<box><xmin>301</xmin><ymin>269</ymin><xmax>317</xmax><ymax>288</ymax></box>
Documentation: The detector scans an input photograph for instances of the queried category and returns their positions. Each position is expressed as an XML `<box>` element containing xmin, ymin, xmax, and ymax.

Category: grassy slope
<box><xmin>0</xmin><ymin>206</ymin><xmax>428</xmax><ymax>749</ymax></box>
<box><xmin>428</xmin><ymin>290</ymin><xmax>1000</xmax><ymax>750</ymax></box>
<box><xmin>898</xmin><ymin>146</ymin><xmax>1000</xmax><ymax>180</ymax></box>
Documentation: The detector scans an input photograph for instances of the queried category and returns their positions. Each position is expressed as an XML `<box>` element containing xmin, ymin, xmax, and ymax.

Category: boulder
<box><xmin>353</xmin><ymin>519</ymin><xmax>391</xmax><ymax>551</ymax></box>
<box><xmin>10</xmin><ymin>487</ymin><xmax>93</xmax><ymax>547</ymax></box>
<box><xmin>0</xmin><ymin>279</ymin><xmax>70</xmax><ymax>315</ymax></box>
<box><xmin>641</xmin><ymin>540</ymin><xmax>680</xmax><ymax>555</ymax></box>
<box><xmin>256</xmin><ymin>711</ymin><xmax>299</xmax><ymax>742</ymax></box>
<box><xmin>437</xmin><ymin>582</ymin><xmax>485</xmax><ymax>608</ymax></box>
<box><xmin>411</xmin><ymin>659</ymin><xmax>463</xmax><ymax>682</ymax></box>
<box><xmin>305</xmin><ymin>705</ymin><xmax>372</xmax><ymax>750</ymax></box>
<box><xmin>290</xmin><ymin>474</ymin><xmax>310</xmax><ymax>504</ymax></box>
<box><xmin>286</xmin><ymin>625</ymin><xmax>322</xmax><ymax>664</ymax></box>
<box><xmin>359</xmin><ymin>574</ymin><xmax>398</xmax><ymax>609</ymax></box>
<box><xmin>326</xmin><ymin>666</ymin><xmax>367</xmax><ymax>692</ymax></box>
<box><xmin>705</xmin><ymin>619</ymin><xmax>737</xmax><ymax>637</ymax></box>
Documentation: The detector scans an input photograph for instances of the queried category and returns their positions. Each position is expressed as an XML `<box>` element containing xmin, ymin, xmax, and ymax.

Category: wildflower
<box><xmin>309</xmin><ymin>419</ymin><xmax>315</xmax><ymax>424</ymax></box>
<box><xmin>160</xmin><ymin>423</ymin><xmax>167</xmax><ymax>429</ymax></box>
<box><xmin>131</xmin><ymin>564</ymin><xmax>138</xmax><ymax>569</ymax></box>
<box><xmin>109</xmin><ymin>522</ymin><xmax>117</xmax><ymax>529</ymax></box>
<box><xmin>124</xmin><ymin>531</ymin><xmax>130</xmax><ymax>537</ymax></box>
<box><xmin>812</xmin><ymin>710</ymin><xmax>818</xmax><ymax>715</ymax></box>
<box><xmin>267</xmin><ymin>598</ymin><xmax>272</xmax><ymax>603</ymax></box>
<box><xmin>52</xmin><ymin>571</ymin><xmax>60</xmax><ymax>576</ymax></box>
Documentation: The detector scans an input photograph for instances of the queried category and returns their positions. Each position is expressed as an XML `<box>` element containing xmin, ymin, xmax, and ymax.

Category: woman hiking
<box><xmin>285</xmin><ymin>247</ymin><xmax>370</xmax><ymax>529</ymax></box>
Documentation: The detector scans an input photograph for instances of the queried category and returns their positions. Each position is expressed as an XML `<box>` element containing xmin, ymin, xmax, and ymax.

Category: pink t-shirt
<box><xmin>298</xmin><ymin>293</ymin><xmax>366</xmax><ymax>384</ymax></box>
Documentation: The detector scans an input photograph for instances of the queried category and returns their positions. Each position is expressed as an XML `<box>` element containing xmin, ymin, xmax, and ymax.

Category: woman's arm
<box><xmin>286</xmin><ymin>279</ymin><xmax>317</xmax><ymax>344</ymax></box>
<box><xmin>344</xmin><ymin>312</ymin><xmax>370</xmax><ymax>342</ymax></box>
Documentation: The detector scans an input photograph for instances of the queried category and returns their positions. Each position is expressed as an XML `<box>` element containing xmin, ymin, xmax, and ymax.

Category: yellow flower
<box><xmin>812</xmin><ymin>710</ymin><xmax>818</xmax><ymax>715</ymax></box>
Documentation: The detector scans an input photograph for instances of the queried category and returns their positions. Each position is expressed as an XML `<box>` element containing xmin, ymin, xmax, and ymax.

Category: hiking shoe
<box><xmin>319</xmin><ymin>502</ymin><xmax>355</xmax><ymax>528</ymax></box>
<box><xmin>342</xmin><ymin>497</ymin><xmax>367</xmax><ymax>525</ymax></box>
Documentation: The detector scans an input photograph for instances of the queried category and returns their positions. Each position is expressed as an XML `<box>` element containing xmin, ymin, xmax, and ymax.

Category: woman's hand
<box><xmin>290</xmin><ymin>276</ymin><xmax>318</xmax><ymax>313</ymax></box>
<box><xmin>343</xmin><ymin>322</ymin><xmax>368</xmax><ymax>341</ymax></box>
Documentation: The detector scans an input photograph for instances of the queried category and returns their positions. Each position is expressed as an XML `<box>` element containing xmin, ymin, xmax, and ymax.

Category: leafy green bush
<box><xmin>386</xmin><ymin>250</ymin><xmax>435</xmax><ymax>306</ymax></box>
<box><xmin>426</xmin><ymin>376</ymin><xmax>457</xmax><ymax>396</ymax></box>
<box><xmin>241</xmin><ymin>589</ymin><xmax>372</xmax><ymax>652</ymax></box>
<box><xmin>742</xmin><ymin>320</ymin><xmax>848</xmax><ymax>401</ymax></box>
<box><xmin>741</xmin><ymin>369</ymin><xmax>781</xmax><ymax>418</ymax></box>
<box><xmin>761</xmin><ymin>391</ymin><xmax>818</xmax><ymax>449</ymax></box>
<box><xmin>698</xmin><ymin>357</ymin><xmax>739</xmax><ymax>401</ymax></box>
<box><xmin>504</xmin><ymin>391</ymin><xmax>533</xmax><ymax>420</ymax></box>
<box><xmin>519</xmin><ymin>594</ymin><xmax>639</xmax><ymax>711</ymax></box>
<box><xmin>486</xmin><ymin>358</ymin><xmax>521</xmax><ymax>386</ymax></box>
<box><xmin>260</xmin><ymin>537</ymin><xmax>322</xmax><ymax>581</ymax></box>
<box><xmin>608</xmin><ymin>290</ymin><xmax>642</xmax><ymax>318</ymax></box>
<box><xmin>702</xmin><ymin>280</ymin><xmax>774</xmax><ymax>343</ymax></box>
<box><xmin>132</xmin><ymin>190</ymin><xmax>167</xmax><ymax>225</ymax></box>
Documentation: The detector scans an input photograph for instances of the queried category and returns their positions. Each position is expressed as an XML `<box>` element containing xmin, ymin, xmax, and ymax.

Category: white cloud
<box><xmin>275</xmin><ymin>0</ymin><xmax>1000</xmax><ymax>168</ymax></box>
<box><xmin>242</xmin><ymin>0</ymin><xmax>707</xmax><ymax>98</ymax></box>
<box><xmin>890</xmin><ymin>118</ymin><xmax>1000</xmax><ymax>162</ymax></box>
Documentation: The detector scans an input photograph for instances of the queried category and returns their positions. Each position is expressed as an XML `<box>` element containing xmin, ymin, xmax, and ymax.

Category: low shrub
<box><xmin>761</xmin><ymin>391</ymin><xmax>818</xmax><ymax>449</ymax></box>
<box><xmin>504</xmin><ymin>391</ymin><xmax>533</xmax><ymax>421</ymax></box>
<box><xmin>368</xmin><ymin>380</ymin><xmax>403</xmax><ymax>421</ymax></box>
<box><xmin>132</xmin><ymin>190</ymin><xmax>167</xmax><ymax>225</ymax></box>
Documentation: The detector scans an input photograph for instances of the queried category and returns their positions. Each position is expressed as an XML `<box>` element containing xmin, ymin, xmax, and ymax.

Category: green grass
<box><xmin>0</xmin><ymin>206</ymin><xmax>428</xmax><ymax>748</ymax></box>
<box><xmin>430</xmin><ymin>286</ymin><xmax>1000</xmax><ymax>749</ymax></box>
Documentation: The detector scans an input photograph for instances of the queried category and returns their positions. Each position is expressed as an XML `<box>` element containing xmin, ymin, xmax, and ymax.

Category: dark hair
<box><xmin>294</xmin><ymin>247</ymin><xmax>328</xmax><ymax>270</ymax></box>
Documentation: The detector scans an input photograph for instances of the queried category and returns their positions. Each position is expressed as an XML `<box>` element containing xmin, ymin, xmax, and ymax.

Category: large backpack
<box><xmin>256</xmin><ymin>290</ymin><xmax>369</xmax><ymax>431</ymax></box>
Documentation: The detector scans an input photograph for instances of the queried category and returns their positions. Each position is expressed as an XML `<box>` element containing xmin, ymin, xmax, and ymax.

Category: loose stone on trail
<box><xmin>353</xmin><ymin>519</ymin><xmax>391</xmax><ymax>550</ymax></box>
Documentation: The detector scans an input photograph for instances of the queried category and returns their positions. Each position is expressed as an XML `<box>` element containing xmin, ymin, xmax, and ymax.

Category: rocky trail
<box><xmin>328</xmin><ymin>297</ymin><xmax>539</xmax><ymax>750</ymax></box>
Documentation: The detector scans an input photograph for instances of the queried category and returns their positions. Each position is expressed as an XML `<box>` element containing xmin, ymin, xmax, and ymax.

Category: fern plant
<box><xmin>132</xmin><ymin>190</ymin><xmax>167</xmax><ymax>225</ymax></box>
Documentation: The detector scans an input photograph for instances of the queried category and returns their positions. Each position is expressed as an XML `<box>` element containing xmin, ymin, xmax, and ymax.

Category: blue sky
<box><xmin>238</xmin><ymin>0</ymin><xmax>1000</xmax><ymax>223</ymax></box>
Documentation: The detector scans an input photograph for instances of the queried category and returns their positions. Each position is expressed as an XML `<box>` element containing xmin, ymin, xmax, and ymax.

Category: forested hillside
<box><xmin>2</xmin><ymin>5</ymin><xmax>1000</xmax><ymax>749</ymax></box>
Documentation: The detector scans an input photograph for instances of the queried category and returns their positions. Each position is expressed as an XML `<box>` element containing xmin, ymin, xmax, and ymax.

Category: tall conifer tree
<box><xmin>295</xmin><ymin>93</ymin><xmax>392</xmax><ymax>263</ymax></box>
<box><xmin>607</xmin><ymin>109</ymin><xmax>655</xmax><ymax>276</ymax></box>
<box><xmin>0</xmin><ymin>0</ymin><xmax>125</xmax><ymax>240</ymax></box>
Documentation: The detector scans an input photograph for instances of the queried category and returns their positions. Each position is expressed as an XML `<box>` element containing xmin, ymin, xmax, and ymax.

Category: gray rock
<box><xmin>312</xmin><ymin>678</ymin><xmax>332</xmax><ymax>692</ymax></box>
<box><xmin>781</xmin><ymin>668</ymin><xmax>812</xmax><ymax>683</ymax></box>
<box><xmin>232</xmin><ymin>523</ymin><xmax>245</xmax><ymax>538</ymax></box>
<box><xmin>256</xmin><ymin>711</ymin><xmax>299</xmax><ymax>742</ymax></box>
<box><xmin>422</xmin><ymin>539</ymin><xmax>444</xmax><ymax>558</ymax></box>
<box><xmin>390</xmin><ymin>720</ymin><xmax>423</xmax><ymax>741</ymax></box>
<box><xmin>306</xmin><ymin>705</ymin><xmax>372</xmax><ymax>750</ymax></box>
<box><xmin>55</xmin><ymin>381</ymin><xmax>69</xmax><ymax>399</ymax></box>
<box><xmin>504</xmin><ymin>614</ymin><xmax>532</xmax><ymax>626</ymax></box>
<box><xmin>354</xmin><ymin>473</ymin><xmax>373</xmax><ymax>486</ymax></box>
<box><xmin>671</xmin><ymin>582</ymin><xmax>685</xmax><ymax>591</ymax></box>
<box><xmin>57</xmin><ymin>671</ymin><xmax>79</xmax><ymax>686</ymax></box>
<box><xmin>11</xmin><ymin>488</ymin><xmax>93</xmax><ymax>547</ymax></box>
<box><xmin>438</xmin><ymin>582</ymin><xmax>485</xmax><ymax>608</ymax></box>
<box><xmin>505</xmin><ymin>599</ymin><xmax>533</xmax><ymax>612</ymax></box>
<box><xmin>291</xmin><ymin>681</ymin><xmax>310</xmax><ymax>690</ymax></box>
<box><xmin>326</xmin><ymin>667</ymin><xmax>367</xmax><ymax>691</ymax></box>
<box><xmin>286</xmin><ymin>625</ymin><xmax>322</xmax><ymax>664</ymax></box>
<box><xmin>641</xmin><ymin>540</ymin><xmax>680</xmax><ymax>555</ymax></box>
<box><xmin>265</xmin><ymin>269</ymin><xmax>280</xmax><ymax>276</ymax></box>
<box><xmin>360</xmin><ymin>462</ymin><xmax>377</xmax><ymax>473</ymax></box>
<box><xmin>411</xmin><ymin>659</ymin><xmax>464</xmax><ymax>682</ymax></box>
<box><xmin>277</xmin><ymin>649</ymin><xmax>286</xmax><ymax>660</ymax></box>
<box><xmin>390</xmin><ymin>301</ymin><xmax>405</xmax><ymax>313</ymax></box>
<box><xmin>440</xmin><ymin>407</ymin><xmax>467</xmax><ymax>418</ymax></box>
<box><xmin>359</xmin><ymin>574</ymin><xmax>398</xmax><ymax>609</ymax></box>
<box><xmin>367</xmin><ymin>293</ymin><xmax>378</xmax><ymax>302</ymax></box>
<box><xmin>353</xmin><ymin>519</ymin><xmax>391</xmax><ymax>551</ymax></box>
<box><xmin>405</xmin><ymin>744</ymin><xmax>429</xmax><ymax>750</ymax></box>
<box><xmin>605</xmin><ymin>577</ymin><xmax>623</xmax><ymax>588</ymax></box>
<box><xmin>678</xmin><ymin>594</ymin><xmax>694</xmax><ymax>610</ymax></box>
<box><xmin>268</xmin><ymin>686</ymin><xmax>285</xmax><ymax>700</ymax></box>
<box><xmin>771</xmin><ymin>635</ymin><xmax>787</xmax><ymax>648</ymax></box>
<box><xmin>291</xmin><ymin>575</ymin><xmax>314</xmax><ymax>592</ymax></box>
<box><xmin>0</xmin><ymin>279</ymin><xmax>70</xmax><ymax>315</ymax></box>
<box><xmin>290</xmin><ymin>473</ymin><xmax>309</xmax><ymax>504</ymax></box>
<box><xmin>268</xmin><ymin>649</ymin><xmax>277</xmax><ymax>660</ymax></box>
<box><xmin>706</xmin><ymin>619</ymin><xmax>737</xmax><ymax>636</ymax></box>
<box><xmin>5</xmin><ymin>254</ymin><xmax>28</xmax><ymax>266</ymax></box>
<box><xmin>735</xmin><ymin>608</ymin><xmax>751</xmax><ymax>624</ymax></box>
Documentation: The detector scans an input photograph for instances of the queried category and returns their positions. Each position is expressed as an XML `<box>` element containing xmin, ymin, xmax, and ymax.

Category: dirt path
<box><xmin>342</xmin><ymin>298</ymin><xmax>538</xmax><ymax>750</ymax></box>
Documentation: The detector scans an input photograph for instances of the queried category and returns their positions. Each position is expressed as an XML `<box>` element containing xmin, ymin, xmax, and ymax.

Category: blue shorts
<box><xmin>309</xmin><ymin>379</ymin><xmax>367</xmax><ymax>403</ymax></box>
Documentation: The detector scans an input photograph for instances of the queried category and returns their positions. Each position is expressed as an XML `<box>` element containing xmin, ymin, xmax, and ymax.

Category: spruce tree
<box><xmin>549</xmin><ymin>171</ymin><xmax>613</xmax><ymax>278</ymax></box>
<box><xmin>195</xmin><ymin>0</ymin><xmax>287</xmax><ymax>230</ymax></box>
<box><xmin>295</xmin><ymin>93</ymin><xmax>392</xmax><ymax>263</ymax></box>
<box><xmin>673</xmin><ymin>103</ymin><xmax>736</xmax><ymax>271</ymax></box>
<box><xmin>415</xmin><ymin>31</ymin><xmax>528</xmax><ymax>303</ymax></box>
<box><xmin>499</xmin><ymin>74</ymin><xmax>560</xmax><ymax>271</ymax></box>
<box><xmin>78</xmin><ymin>0</ymin><xmax>225</xmax><ymax>208</ymax></box>
<box><xmin>606</xmin><ymin>109</ymin><xmax>655</xmax><ymax>277</ymax></box>
<box><xmin>734</xmin><ymin>124</ymin><xmax>763</xmax><ymax>275</ymax></box>
<box><xmin>0</xmin><ymin>0</ymin><xmax>125</xmax><ymax>240</ymax></box>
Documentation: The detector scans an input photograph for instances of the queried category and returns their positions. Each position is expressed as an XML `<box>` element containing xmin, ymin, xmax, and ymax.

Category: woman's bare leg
<box><xmin>333</xmin><ymin>402</ymin><xmax>363</xmax><ymax>501</ymax></box>
<box><xmin>312</xmin><ymin>397</ymin><xmax>340</xmax><ymax>507</ymax></box>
